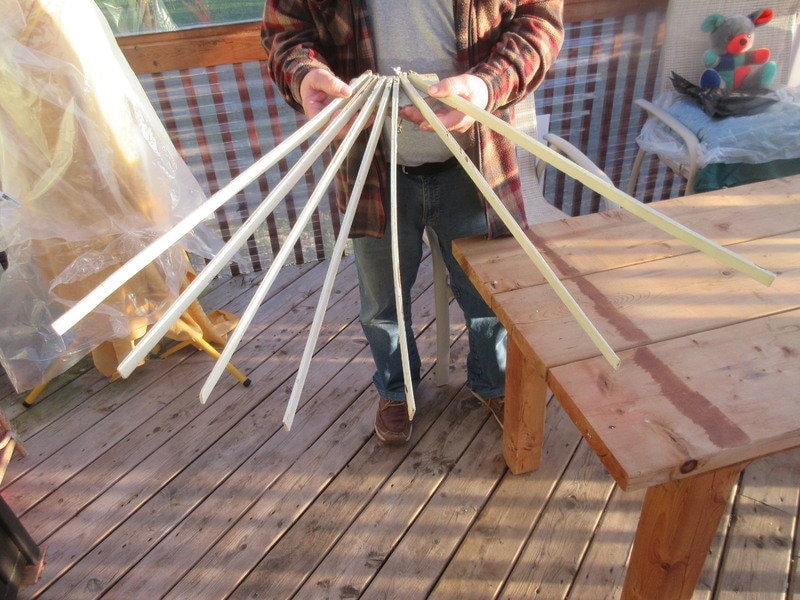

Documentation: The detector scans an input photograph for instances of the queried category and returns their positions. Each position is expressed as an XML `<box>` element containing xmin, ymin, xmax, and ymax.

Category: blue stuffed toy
<box><xmin>700</xmin><ymin>9</ymin><xmax>778</xmax><ymax>90</ymax></box>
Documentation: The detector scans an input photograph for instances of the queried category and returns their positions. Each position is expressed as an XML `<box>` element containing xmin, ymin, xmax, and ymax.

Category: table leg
<box><xmin>503</xmin><ymin>335</ymin><xmax>547</xmax><ymax>474</ymax></box>
<box><xmin>621</xmin><ymin>462</ymin><xmax>746</xmax><ymax>600</ymax></box>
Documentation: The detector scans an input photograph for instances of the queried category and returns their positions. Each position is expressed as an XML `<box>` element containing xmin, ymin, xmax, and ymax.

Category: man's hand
<box><xmin>399</xmin><ymin>73</ymin><xmax>489</xmax><ymax>133</ymax></box>
<box><xmin>299</xmin><ymin>68</ymin><xmax>353</xmax><ymax>119</ymax></box>
<box><xmin>299</xmin><ymin>68</ymin><xmax>374</xmax><ymax>139</ymax></box>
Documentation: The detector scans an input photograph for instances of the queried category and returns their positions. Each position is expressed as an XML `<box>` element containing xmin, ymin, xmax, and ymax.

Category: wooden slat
<box><xmin>454</xmin><ymin>176</ymin><xmax>800</xmax><ymax>299</ymax></box>
<box><xmin>550</xmin><ymin>311</ymin><xmax>800</xmax><ymax>490</ymax></box>
<box><xmin>119</xmin><ymin>22</ymin><xmax>265</xmax><ymax>74</ymax></box>
<box><xmin>495</xmin><ymin>231</ymin><xmax>800</xmax><ymax>370</ymax></box>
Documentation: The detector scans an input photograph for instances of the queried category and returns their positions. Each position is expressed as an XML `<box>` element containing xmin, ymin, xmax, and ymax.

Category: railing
<box><xmin>118</xmin><ymin>0</ymin><xmax>676</xmax><ymax>274</ymax></box>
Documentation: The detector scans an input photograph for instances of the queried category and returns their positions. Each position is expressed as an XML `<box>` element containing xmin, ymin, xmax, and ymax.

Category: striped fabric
<box><xmin>538</xmin><ymin>7</ymin><xmax>683</xmax><ymax>215</ymax></box>
<box><xmin>140</xmin><ymin>62</ymin><xmax>340</xmax><ymax>277</ymax></box>
<box><xmin>138</xmin><ymin>8</ymin><xmax>677</xmax><ymax>275</ymax></box>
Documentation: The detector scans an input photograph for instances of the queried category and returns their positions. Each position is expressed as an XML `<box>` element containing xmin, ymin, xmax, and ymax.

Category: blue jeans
<box><xmin>352</xmin><ymin>164</ymin><xmax>507</xmax><ymax>402</ymax></box>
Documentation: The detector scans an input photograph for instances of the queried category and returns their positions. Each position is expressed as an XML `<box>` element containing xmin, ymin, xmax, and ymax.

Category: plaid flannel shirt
<box><xmin>261</xmin><ymin>0</ymin><xmax>564</xmax><ymax>238</ymax></box>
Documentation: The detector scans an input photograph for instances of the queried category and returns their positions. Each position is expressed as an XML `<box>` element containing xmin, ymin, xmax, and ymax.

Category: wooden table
<box><xmin>453</xmin><ymin>175</ymin><xmax>800</xmax><ymax>600</ymax></box>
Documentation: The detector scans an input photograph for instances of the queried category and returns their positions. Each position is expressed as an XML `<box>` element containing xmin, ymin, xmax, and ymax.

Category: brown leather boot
<box><xmin>374</xmin><ymin>398</ymin><xmax>412</xmax><ymax>444</ymax></box>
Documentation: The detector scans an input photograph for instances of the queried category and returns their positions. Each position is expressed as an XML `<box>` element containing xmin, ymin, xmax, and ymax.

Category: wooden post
<box><xmin>503</xmin><ymin>335</ymin><xmax>548</xmax><ymax>474</ymax></box>
<box><xmin>621</xmin><ymin>462</ymin><xmax>745</xmax><ymax>600</ymax></box>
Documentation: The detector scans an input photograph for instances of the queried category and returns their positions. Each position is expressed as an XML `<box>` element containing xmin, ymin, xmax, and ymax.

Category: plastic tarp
<box><xmin>0</xmin><ymin>0</ymin><xmax>234</xmax><ymax>392</ymax></box>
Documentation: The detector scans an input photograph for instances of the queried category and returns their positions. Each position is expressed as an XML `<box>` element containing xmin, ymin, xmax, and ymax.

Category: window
<box><xmin>95</xmin><ymin>0</ymin><xmax>263</xmax><ymax>35</ymax></box>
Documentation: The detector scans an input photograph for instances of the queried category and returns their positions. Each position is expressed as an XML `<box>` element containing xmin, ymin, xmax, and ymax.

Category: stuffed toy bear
<box><xmin>699</xmin><ymin>9</ymin><xmax>778</xmax><ymax>90</ymax></box>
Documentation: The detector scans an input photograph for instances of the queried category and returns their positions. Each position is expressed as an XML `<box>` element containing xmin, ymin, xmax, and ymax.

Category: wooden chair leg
<box><xmin>23</xmin><ymin>382</ymin><xmax>48</xmax><ymax>407</ymax></box>
<box><xmin>191</xmin><ymin>337</ymin><xmax>251</xmax><ymax>387</ymax></box>
<box><xmin>159</xmin><ymin>338</ymin><xmax>250</xmax><ymax>387</ymax></box>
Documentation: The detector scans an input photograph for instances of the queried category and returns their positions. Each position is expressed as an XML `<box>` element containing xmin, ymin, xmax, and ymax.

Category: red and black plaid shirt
<box><xmin>261</xmin><ymin>0</ymin><xmax>564</xmax><ymax>238</ymax></box>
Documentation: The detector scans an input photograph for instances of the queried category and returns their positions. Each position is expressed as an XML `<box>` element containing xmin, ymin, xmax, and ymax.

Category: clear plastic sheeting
<box><xmin>95</xmin><ymin>0</ymin><xmax>177</xmax><ymax>35</ymax></box>
<box><xmin>0</xmin><ymin>0</ymin><xmax>228</xmax><ymax>392</ymax></box>
<box><xmin>636</xmin><ymin>88</ymin><xmax>800</xmax><ymax>168</ymax></box>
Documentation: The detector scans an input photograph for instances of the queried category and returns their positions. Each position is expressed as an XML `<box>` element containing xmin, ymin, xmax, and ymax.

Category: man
<box><xmin>261</xmin><ymin>0</ymin><xmax>564</xmax><ymax>444</ymax></box>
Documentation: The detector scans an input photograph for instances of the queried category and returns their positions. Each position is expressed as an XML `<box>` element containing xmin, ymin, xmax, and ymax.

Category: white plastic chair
<box><xmin>628</xmin><ymin>0</ymin><xmax>800</xmax><ymax>197</ymax></box>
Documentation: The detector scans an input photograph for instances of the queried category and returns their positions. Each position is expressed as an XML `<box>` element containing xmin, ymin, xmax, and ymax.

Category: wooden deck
<box><xmin>1</xmin><ymin>250</ymin><xmax>798</xmax><ymax>600</ymax></box>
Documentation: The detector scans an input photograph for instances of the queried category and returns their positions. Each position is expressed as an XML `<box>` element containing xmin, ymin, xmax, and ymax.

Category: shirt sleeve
<box><xmin>468</xmin><ymin>0</ymin><xmax>565</xmax><ymax>113</ymax></box>
<box><xmin>260</xmin><ymin>0</ymin><xmax>333</xmax><ymax>111</ymax></box>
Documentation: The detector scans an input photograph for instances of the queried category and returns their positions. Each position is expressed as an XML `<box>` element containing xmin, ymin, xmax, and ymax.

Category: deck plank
<box><xmin>0</xmin><ymin>266</ymin><xmax>298</xmax><ymax>491</ymax></box>
<box><xmin>566</xmin><ymin>485</ymin><xmax>643</xmax><ymax>600</ymax></box>
<box><xmin>359</xmin><ymin>414</ymin><xmax>507</xmax><ymax>600</ymax></box>
<box><xmin>1</xmin><ymin>253</ymin><xmax>797</xmax><ymax>600</ymax></box>
<box><xmin>429</xmin><ymin>396</ymin><xmax>581</xmax><ymax>599</ymax></box>
<box><xmin>284</xmin><ymin>383</ymin><xmax>488</xmax><ymax>599</ymax></box>
<box><xmin>26</xmin><ymin>260</ymin><xmax>363</xmax><ymax>598</ymax></box>
<box><xmin>714</xmin><ymin>449</ymin><xmax>800</xmax><ymax>600</ymax></box>
<box><xmin>504</xmin><ymin>438</ymin><xmax>618</xmax><ymax>600</ymax></box>
<box><xmin>109</xmin><ymin>280</ymin><xmax>444</xmax><ymax>599</ymax></box>
<box><xmin>14</xmin><ymin>260</ymin><xmax>339</xmax><ymax>597</ymax></box>
<box><xmin>2</xmin><ymin>262</ymin><xmax>320</xmax><ymax>518</ymax></box>
<box><xmin>222</xmin><ymin>307</ymin><xmax>469</xmax><ymax>600</ymax></box>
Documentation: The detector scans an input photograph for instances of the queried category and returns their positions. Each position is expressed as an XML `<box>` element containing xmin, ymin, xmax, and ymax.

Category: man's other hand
<box><xmin>399</xmin><ymin>73</ymin><xmax>488</xmax><ymax>133</ymax></box>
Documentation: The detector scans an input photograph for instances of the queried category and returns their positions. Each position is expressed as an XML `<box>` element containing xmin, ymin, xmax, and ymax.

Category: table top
<box><xmin>454</xmin><ymin>175</ymin><xmax>800</xmax><ymax>491</ymax></box>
